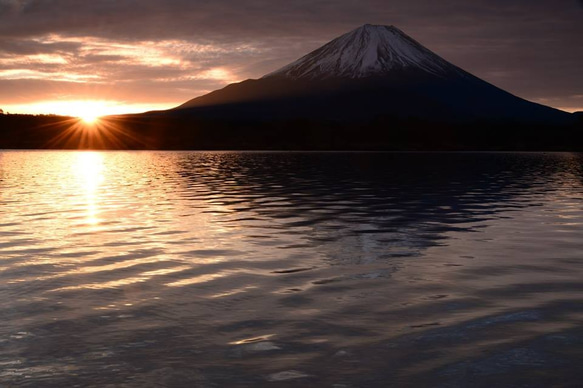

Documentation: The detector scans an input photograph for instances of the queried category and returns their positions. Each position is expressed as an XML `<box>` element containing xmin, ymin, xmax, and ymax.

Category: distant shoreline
<box><xmin>1</xmin><ymin>113</ymin><xmax>582</xmax><ymax>151</ymax></box>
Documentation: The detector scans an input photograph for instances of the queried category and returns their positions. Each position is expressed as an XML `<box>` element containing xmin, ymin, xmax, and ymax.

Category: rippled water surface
<box><xmin>1</xmin><ymin>151</ymin><xmax>583</xmax><ymax>387</ymax></box>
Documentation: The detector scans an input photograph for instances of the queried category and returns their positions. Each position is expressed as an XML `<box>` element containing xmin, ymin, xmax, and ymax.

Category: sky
<box><xmin>0</xmin><ymin>0</ymin><xmax>582</xmax><ymax>116</ymax></box>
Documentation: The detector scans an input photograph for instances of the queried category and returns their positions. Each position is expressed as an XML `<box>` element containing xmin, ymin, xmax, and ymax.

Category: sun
<box><xmin>80</xmin><ymin>113</ymin><xmax>100</xmax><ymax>124</ymax></box>
<box><xmin>73</xmin><ymin>103</ymin><xmax>104</xmax><ymax>124</ymax></box>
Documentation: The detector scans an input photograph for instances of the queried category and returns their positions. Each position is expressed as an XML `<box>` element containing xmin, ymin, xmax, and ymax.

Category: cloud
<box><xmin>0</xmin><ymin>0</ymin><xmax>581</xmax><ymax>113</ymax></box>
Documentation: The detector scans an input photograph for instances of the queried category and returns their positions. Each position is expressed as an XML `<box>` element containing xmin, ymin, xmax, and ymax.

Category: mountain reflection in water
<box><xmin>1</xmin><ymin>151</ymin><xmax>583</xmax><ymax>387</ymax></box>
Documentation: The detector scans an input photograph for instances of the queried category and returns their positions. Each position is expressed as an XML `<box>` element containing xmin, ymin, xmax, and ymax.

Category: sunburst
<box><xmin>39</xmin><ymin>114</ymin><xmax>143</xmax><ymax>150</ymax></box>
<box><xmin>80</xmin><ymin>113</ymin><xmax>100</xmax><ymax>124</ymax></box>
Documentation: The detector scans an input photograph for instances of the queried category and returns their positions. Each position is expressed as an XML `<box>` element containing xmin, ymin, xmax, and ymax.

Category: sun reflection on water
<box><xmin>74</xmin><ymin>152</ymin><xmax>104</xmax><ymax>226</ymax></box>
<box><xmin>3</xmin><ymin>152</ymin><xmax>583</xmax><ymax>386</ymax></box>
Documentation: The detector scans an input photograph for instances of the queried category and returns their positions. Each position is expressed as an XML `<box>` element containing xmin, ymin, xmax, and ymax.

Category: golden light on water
<box><xmin>75</xmin><ymin>152</ymin><xmax>105</xmax><ymax>226</ymax></box>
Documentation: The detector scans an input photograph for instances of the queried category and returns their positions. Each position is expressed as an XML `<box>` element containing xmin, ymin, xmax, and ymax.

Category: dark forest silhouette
<box><xmin>0</xmin><ymin>112</ymin><xmax>581</xmax><ymax>150</ymax></box>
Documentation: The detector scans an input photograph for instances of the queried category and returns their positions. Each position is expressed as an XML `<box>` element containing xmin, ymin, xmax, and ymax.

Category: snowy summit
<box><xmin>263</xmin><ymin>24</ymin><xmax>459</xmax><ymax>80</ymax></box>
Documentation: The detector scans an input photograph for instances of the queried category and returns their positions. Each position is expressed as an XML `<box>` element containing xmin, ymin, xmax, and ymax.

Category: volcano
<box><xmin>173</xmin><ymin>24</ymin><xmax>571</xmax><ymax>124</ymax></box>
<box><xmin>1</xmin><ymin>25</ymin><xmax>579</xmax><ymax>151</ymax></box>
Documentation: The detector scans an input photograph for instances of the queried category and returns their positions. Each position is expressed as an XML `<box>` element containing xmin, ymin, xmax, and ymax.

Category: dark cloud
<box><xmin>0</xmin><ymin>0</ymin><xmax>574</xmax><ymax>43</ymax></box>
<box><xmin>0</xmin><ymin>0</ymin><xmax>581</xmax><ymax>112</ymax></box>
<box><xmin>0</xmin><ymin>39</ymin><xmax>81</xmax><ymax>55</ymax></box>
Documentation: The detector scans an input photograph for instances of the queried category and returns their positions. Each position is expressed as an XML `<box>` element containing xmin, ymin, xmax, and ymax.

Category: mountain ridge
<box><xmin>172</xmin><ymin>24</ymin><xmax>571</xmax><ymax>126</ymax></box>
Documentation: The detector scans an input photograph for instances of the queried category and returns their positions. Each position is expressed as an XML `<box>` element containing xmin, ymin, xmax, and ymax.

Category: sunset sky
<box><xmin>1</xmin><ymin>0</ymin><xmax>582</xmax><ymax>117</ymax></box>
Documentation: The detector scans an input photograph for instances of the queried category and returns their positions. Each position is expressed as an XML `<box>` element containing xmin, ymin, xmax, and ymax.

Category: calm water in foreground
<box><xmin>1</xmin><ymin>151</ymin><xmax>583</xmax><ymax>387</ymax></box>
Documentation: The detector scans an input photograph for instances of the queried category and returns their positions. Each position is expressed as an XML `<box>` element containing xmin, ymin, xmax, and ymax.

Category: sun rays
<box><xmin>40</xmin><ymin>114</ymin><xmax>146</xmax><ymax>150</ymax></box>
<box><xmin>9</xmin><ymin>99</ymin><xmax>153</xmax><ymax>150</ymax></box>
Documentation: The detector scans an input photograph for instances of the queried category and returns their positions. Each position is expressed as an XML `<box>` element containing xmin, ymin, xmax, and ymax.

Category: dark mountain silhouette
<box><xmin>172</xmin><ymin>24</ymin><xmax>571</xmax><ymax>125</ymax></box>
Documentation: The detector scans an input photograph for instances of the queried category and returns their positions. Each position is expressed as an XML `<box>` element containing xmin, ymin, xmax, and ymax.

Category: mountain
<box><xmin>173</xmin><ymin>24</ymin><xmax>571</xmax><ymax>125</ymax></box>
<box><xmin>261</xmin><ymin>24</ymin><xmax>459</xmax><ymax>80</ymax></box>
<box><xmin>1</xmin><ymin>26</ymin><xmax>578</xmax><ymax>150</ymax></box>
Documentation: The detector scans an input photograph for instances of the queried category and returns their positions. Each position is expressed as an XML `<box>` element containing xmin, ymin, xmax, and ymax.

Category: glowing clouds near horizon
<box><xmin>2</xmin><ymin>100</ymin><xmax>173</xmax><ymax>117</ymax></box>
<box><xmin>0</xmin><ymin>34</ymin><xmax>252</xmax><ymax>115</ymax></box>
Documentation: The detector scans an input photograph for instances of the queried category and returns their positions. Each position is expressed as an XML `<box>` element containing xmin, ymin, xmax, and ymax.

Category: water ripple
<box><xmin>1</xmin><ymin>151</ymin><xmax>583</xmax><ymax>386</ymax></box>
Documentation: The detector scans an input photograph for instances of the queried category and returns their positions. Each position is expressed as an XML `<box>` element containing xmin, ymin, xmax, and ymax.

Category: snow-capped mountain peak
<box><xmin>263</xmin><ymin>24</ymin><xmax>458</xmax><ymax>80</ymax></box>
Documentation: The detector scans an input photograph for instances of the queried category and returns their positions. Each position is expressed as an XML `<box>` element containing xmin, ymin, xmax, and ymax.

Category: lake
<box><xmin>1</xmin><ymin>151</ymin><xmax>582</xmax><ymax>387</ymax></box>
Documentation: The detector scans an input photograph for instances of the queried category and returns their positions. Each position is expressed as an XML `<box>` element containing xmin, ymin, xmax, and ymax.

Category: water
<box><xmin>1</xmin><ymin>151</ymin><xmax>582</xmax><ymax>387</ymax></box>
